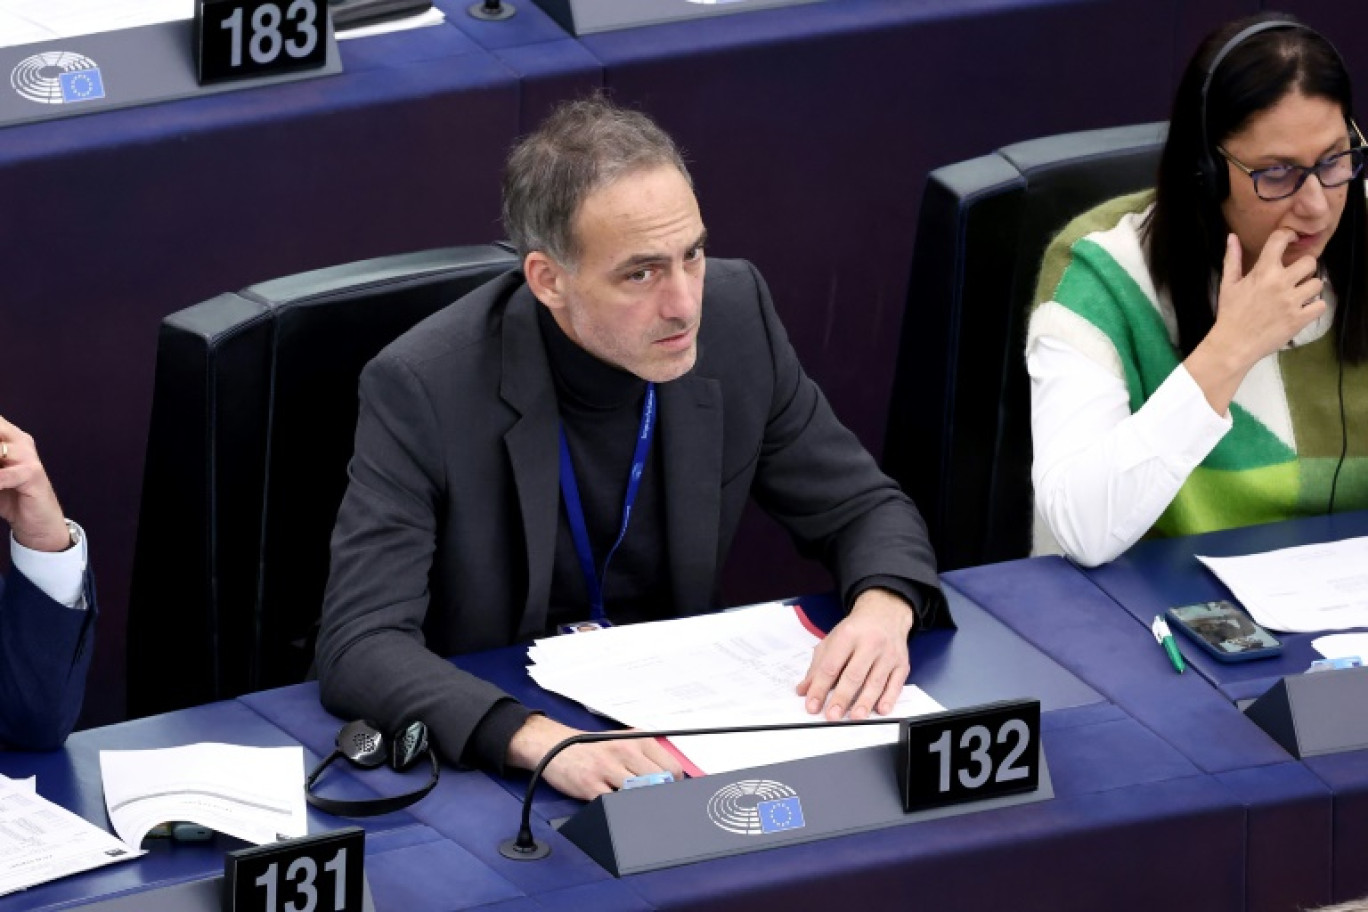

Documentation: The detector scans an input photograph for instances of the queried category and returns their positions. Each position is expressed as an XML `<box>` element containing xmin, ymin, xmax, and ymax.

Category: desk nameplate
<box><xmin>0</xmin><ymin>17</ymin><xmax>341</xmax><ymax>130</ymax></box>
<box><xmin>66</xmin><ymin>871</ymin><xmax>375</xmax><ymax>912</ymax></box>
<box><xmin>557</xmin><ymin>740</ymin><xmax>1053</xmax><ymax>876</ymax></box>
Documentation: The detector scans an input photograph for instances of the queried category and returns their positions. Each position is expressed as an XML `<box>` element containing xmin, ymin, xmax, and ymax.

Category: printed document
<box><xmin>1312</xmin><ymin>632</ymin><xmax>1368</xmax><ymax>661</ymax></box>
<box><xmin>99</xmin><ymin>743</ymin><xmax>307</xmax><ymax>847</ymax></box>
<box><xmin>0</xmin><ymin>0</ymin><xmax>190</xmax><ymax>48</ymax></box>
<box><xmin>527</xmin><ymin>601</ymin><xmax>944</xmax><ymax>775</ymax></box>
<box><xmin>0</xmin><ymin>773</ymin><xmax>141</xmax><ymax>897</ymax></box>
<box><xmin>1198</xmin><ymin>536</ymin><xmax>1368</xmax><ymax>632</ymax></box>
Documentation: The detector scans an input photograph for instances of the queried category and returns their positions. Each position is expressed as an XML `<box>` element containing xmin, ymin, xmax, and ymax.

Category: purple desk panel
<box><xmin>435</xmin><ymin>0</ymin><xmax>604</xmax><ymax>127</ymax></box>
<box><xmin>1080</xmin><ymin>511</ymin><xmax>1368</xmax><ymax>901</ymax></box>
<box><xmin>4</xmin><ymin>22</ymin><xmax>522</xmax><ymax>730</ymax></box>
<box><xmin>946</xmin><ymin>558</ymin><xmax>1334</xmax><ymax>912</ymax></box>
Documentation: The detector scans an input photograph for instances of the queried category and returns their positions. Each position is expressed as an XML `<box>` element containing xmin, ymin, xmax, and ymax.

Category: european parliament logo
<box><xmin>707</xmin><ymin>779</ymin><xmax>807</xmax><ymax>835</ymax></box>
<box><xmin>11</xmin><ymin>51</ymin><xmax>106</xmax><ymax>106</ymax></box>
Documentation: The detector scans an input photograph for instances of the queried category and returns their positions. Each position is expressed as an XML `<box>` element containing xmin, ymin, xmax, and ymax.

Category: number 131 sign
<box><xmin>196</xmin><ymin>0</ymin><xmax>327</xmax><ymax>84</ymax></box>
<box><xmin>225</xmin><ymin>828</ymin><xmax>365</xmax><ymax>912</ymax></box>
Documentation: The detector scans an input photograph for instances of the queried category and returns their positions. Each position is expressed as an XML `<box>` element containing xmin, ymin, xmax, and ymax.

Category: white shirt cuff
<box><xmin>11</xmin><ymin>522</ymin><xmax>88</xmax><ymax>609</ymax></box>
<box><xmin>1122</xmin><ymin>364</ymin><xmax>1232</xmax><ymax>472</ymax></box>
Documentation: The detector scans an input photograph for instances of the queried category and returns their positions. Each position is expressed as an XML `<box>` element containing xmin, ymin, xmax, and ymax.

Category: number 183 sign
<box><xmin>196</xmin><ymin>0</ymin><xmax>327</xmax><ymax>84</ymax></box>
<box><xmin>898</xmin><ymin>699</ymin><xmax>1041</xmax><ymax>813</ymax></box>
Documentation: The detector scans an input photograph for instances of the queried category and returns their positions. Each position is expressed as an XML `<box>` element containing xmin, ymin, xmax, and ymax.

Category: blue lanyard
<box><xmin>558</xmin><ymin>383</ymin><xmax>657</xmax><ymax>622</ymax></box>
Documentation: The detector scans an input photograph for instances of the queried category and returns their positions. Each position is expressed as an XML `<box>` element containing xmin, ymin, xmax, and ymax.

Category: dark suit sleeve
<box><xmin>741</xmin><ymin>263</ymin><xmax>948</xmax><ymax>629</ymax></box>
<box><xmin>0</xmin><ymin>568</ymin><xmax>96</xmax><ymax>750</ymax></box>
<box><xmin>317</xmin><ymin>352</ymin><xmax>519</xmax><ymax>768</ymax></box>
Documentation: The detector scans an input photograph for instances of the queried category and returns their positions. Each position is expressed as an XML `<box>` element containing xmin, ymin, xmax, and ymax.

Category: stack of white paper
<box><xmin>1311</xmin><ymin>632</ymin><xmax>1368</xmax><ymax>660</ymax></box>
<box><xmin>528</xmin><ymin>602</ymin><xmax>943</xmax><ymax>775</ymax></box>
<box><xmin>99</xmin><ymin>743</ymin><xmax>308</xmax><ymax>847</ymax></box>
<box><xmin>0</xmin><ymin>773</ymin><xmax>142</xmax><ymax>897</ymax></box>
<box><xmin>1198</xmin><ymin>537</ymin><xmax>1368</xmax><ymax>632</ymax></box>
<box><xmin>0</xmin><ymin>0</ymin><xmax>192</xmax><ymax>49</ymax></box>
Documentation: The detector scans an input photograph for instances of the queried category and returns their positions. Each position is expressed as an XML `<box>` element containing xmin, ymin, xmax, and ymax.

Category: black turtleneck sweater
<box><xmin>464</xmin><ymin>305</ymin><xmax>677</xmax><ymax>767</ymax></box>
<box><xmin>539</xmin><ymin>304</ymin><xmax>675</xmax><ymax>629</ymax></box>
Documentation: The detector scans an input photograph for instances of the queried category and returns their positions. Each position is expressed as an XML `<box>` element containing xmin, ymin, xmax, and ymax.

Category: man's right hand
<box><xmin>505</xmin><ymin>714</ymin><xmax>685</xmax><ymax>801</ymax></box>
<box><xmin>0</xmin><ymin>415</ymin><xmax>70</xmax><ymax>553</ymax></box>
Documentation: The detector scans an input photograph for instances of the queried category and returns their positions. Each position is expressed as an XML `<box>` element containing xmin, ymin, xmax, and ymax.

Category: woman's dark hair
<box><xmin>1146</xmin><ymin>12</ymin><xmax>1368</xmax><ymax>362</ymax></box>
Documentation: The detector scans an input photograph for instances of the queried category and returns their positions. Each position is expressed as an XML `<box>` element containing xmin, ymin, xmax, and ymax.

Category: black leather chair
<box><xmin>128</xmin><ymin>246</ymin><xmax>520</xmax><ymax>717</ymax></box>
<box><xmin>883</xmin><ymin>123</ymin><xmax>1167</xmax><ymax>572</ymax></box>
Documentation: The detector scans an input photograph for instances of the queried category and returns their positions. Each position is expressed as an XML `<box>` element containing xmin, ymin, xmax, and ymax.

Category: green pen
<box><xmin>1152</xmin><ymin>616</ymin><xmax>1185</xmax><ymax>674</ymax></box>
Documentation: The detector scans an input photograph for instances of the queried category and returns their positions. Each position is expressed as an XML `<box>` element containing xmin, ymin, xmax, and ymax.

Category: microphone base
<box><xmin>469</xmin><ymin>1</ymin><xmax>516</xmax><ymax>20</ymax></box>
<box><xmin>499</xmin><ymin>837</ymin><xmax>551</xmax><ymax>861</ymax></box>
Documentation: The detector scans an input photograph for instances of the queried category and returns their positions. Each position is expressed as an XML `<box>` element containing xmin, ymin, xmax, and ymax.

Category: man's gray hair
<box><xmin>502</xmin><ymin>96</ymin><xmax>692</xmax><ymax>267</ymax></box>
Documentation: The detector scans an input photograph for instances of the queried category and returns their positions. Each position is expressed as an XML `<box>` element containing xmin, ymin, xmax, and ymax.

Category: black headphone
<box><xmin>306</xmin><ymin>719</ymin><xmax>440</xmax><ymax>817</ymax></box>
<box><xmin>1196</xmin><ymin>19</ymin><xmax>1351</xmax><ymax>199</ymax></box>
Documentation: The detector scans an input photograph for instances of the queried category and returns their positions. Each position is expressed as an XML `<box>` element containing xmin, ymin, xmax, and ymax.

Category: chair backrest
<box><xmin>128</xmin><ymin>246</ymin><xmax>520</xmax><ymax>717</ymax></box>
<box><xmin>883</xmin><ymin>123</ymin><xmax>1167</xmax><ymax>571</ymax></box>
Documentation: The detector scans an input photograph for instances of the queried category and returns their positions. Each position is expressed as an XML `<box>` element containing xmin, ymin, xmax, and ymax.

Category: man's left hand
<box><xmin>796</xmin><ymin>588</ymin><xmax>914</xmax><ymax>721</ymax></box>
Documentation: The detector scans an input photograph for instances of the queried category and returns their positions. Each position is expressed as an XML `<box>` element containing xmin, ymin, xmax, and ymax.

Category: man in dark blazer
<box><xmin>0</xmin><ymin>417</ymin><xmax>94</xmax><ymax>750</ymax></box>
<box><xmin>317</xmin><ymin>98</ymin><xmax>944</xmax><ymax>800</ymax></box>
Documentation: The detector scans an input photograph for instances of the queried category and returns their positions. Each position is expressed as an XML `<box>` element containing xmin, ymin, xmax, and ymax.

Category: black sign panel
<box><xmin>898</xmin><ymin>699</ymin><xmax>1041</xmax><ymax>813</ymax></box>
<box><xmin>196</xmin><ymin>0</ymin><xmax>328</xmax><ymax>85</ymax></box>
<box><xmin>224</xmin><ymin>828</ymin><xmax>365</xmax><ymax>912</ymax></box>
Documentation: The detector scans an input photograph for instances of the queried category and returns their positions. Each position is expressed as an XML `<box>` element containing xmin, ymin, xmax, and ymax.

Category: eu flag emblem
<box><xmin>757</xmin><ymin>796</ymin><xmax>805</xmax><ymax>833</ymax></box>
<box><xmin>59</xmin><ymin>69</ymin><xmax>105</xmax><ymax>103</ymax></box>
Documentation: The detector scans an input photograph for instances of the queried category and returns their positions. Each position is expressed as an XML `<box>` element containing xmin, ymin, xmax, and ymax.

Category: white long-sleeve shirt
<box><xmin>1028</xmin><ymin>304</ymin><xmax>1335</xmax><ymax>567</ymax></box>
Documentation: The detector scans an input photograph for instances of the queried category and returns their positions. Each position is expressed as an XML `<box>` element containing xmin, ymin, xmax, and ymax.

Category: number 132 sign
<box><xmin>898</xmin><ymin>699</ymin><xmax>1041</xmax><ymax>813</ymax></box>
<box><xmin>196</xmin><ymin>0</ymin><xmax>327</xmax><ymax>84</ymax></box>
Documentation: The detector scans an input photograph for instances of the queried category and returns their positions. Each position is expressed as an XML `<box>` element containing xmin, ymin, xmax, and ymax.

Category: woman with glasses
<box><xmin>1028</xmin><ymin>12</ymin><xmax>1368</xmax><ymax>566</ymax></box>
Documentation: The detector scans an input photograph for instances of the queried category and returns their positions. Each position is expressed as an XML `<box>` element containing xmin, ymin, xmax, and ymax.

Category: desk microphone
<box><xmin>469</xmin><ymin>0</ymin><xmax>516</xmax><ymax>21</ymax></box>
<box><xmin>499</xmin><ymin>717</ymin><xmax>905</xmax><ymax>861</ymax></box>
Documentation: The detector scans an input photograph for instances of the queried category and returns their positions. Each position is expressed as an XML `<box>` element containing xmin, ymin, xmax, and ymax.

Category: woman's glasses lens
<box><xmin>1256</xmin><ymin>148</ymin><xmax>1365</xmax><ymax>200</ymax></box>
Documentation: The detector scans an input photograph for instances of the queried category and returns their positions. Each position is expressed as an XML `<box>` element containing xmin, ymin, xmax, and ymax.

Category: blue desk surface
<box><xmin>947</xmin><ymin>519</ymin><xmax>1368</xmax><ymax>908</ymax></box>
<box><xmin>1085</xmin><ymin>511</ymin><xmax>1368</xmax><ymax>702</ymax></box>
<box><xmin>1074</xmin><ymin>511</ymin><xmax>1368</xmax><ymax>901</ymax></box>
<box><xmin>0</xmin><ymin>593</ymin><xmax>1278</xmax><ymax>912</ymax></box>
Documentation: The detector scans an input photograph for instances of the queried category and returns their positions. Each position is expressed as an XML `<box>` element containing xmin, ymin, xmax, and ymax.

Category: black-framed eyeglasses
<box><xmin>1217</xmin><ymin>120</ymin><xmax>1367</xmax><ymax>202</ymax></box>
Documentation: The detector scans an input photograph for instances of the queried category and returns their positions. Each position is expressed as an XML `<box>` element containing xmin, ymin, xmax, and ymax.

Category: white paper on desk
<box><xmin>336</xmin><ymin>7</ymin><xmax>445</xmax><ymax>40</ymax></box>
<box><xmin>665</xmin><ymin>688</ymin><xmax>944</xmax><ymax>776</ymax></box>
<box><xmin>0</xmin><ymin>774</ymin><xmax>142</xmax><ymax>898</ymax></box>
<box><xmin>0</xmin><ymin>0</ymin><xmax>191</xmax><ymax>48</ymax></box>
<box><xmin>527</xmin><ymin>601</ymin><xmax>945</xmax><ymax>775</ymax></box>
<box><xmin>0</xmin><ymin>772</ymin><xmax>36</xmax><ymax>793</ymax></box>
<box><xmin>99</xmin><ymin>743</ymin><xmax>307</xmax><ymax>848</ymax></box>
<box><xmin>1311</xmin><ymin>632</ymin><xmax>1368</xmax><ymax>661</ymax></box>
<box><xmin>1198</xmin><ymin>537</ymin><xmax>1368</xmax><ymax>632</ymax></box>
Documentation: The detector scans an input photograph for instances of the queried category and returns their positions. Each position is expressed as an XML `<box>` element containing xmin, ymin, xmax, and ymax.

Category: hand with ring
<box><xmin>0</xmin><ymin>416</ymin><xmax>71</xmax><ymax>553</ymax></box>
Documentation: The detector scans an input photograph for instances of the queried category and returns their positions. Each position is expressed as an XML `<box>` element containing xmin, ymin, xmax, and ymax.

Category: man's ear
<box><xmin>524</xmin><ymin>251</ymin><xmax>567</xmax><ymax>311</ymax></box>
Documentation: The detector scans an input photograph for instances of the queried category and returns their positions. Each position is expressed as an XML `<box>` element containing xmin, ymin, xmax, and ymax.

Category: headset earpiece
<box><xmin>337</xmin><ymin>719</ymin><xmax>388</xmax><ymax>768</ymax></box>
<box><xmin>307</xmin><ymin>719</ymin><xmax>440</xmax><ymax>817</ymax></box>
<box><xmin>391</xmin><ymin>720</ymin><xmax>429</xmax><ymax>772</ymax></box>
<box><xmin>1197</xmin><ymin>19</ymin><xmax>1327</xmax><ymax>201</ymax></box>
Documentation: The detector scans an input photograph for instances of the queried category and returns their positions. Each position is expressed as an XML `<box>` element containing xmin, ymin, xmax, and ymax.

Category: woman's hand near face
<box><xmin>1184</xmin><ymin>229</ymin><xmax>1326</xmax><ymax>415</ymax></box>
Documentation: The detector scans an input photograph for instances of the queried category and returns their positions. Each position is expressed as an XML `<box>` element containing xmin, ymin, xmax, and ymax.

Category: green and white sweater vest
<box><xmin>1029</xmin><ymin>191</ymin><xmax>1368</xmax><ymax>540</ymax></box>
